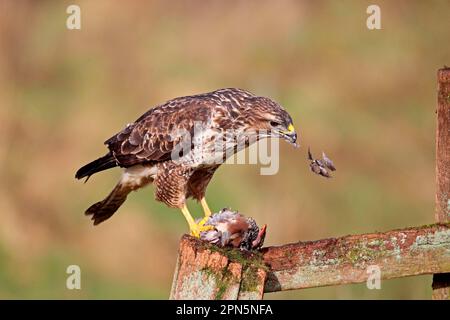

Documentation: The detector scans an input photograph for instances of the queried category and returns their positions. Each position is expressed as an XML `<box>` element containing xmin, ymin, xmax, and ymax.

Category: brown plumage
<box><xmin>76</xmin><ymin>88</ymin><xmax>298</xmax><ymax>234</ymax></box>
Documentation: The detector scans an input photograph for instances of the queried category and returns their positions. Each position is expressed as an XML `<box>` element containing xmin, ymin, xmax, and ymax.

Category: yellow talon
<box><xmin>198</xmin><ymin>216</ymin><xmax>209</xmax><ymax>226</ymax></box>
<box><xmin>190</xmin><ymin>217</ymin><xmax>214</xmax><ymax>237</ymax></box>
<box><xmin>180</xmin><ymin>204</ymin><xmax>213</xmax><ymax>238</ymax></box>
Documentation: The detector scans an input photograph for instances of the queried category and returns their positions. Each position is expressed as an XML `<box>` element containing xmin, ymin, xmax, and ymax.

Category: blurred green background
<box><xmin>0</xmin><ymin>0</ymin><xmax>449</xmax><ymax>299</ymax></box>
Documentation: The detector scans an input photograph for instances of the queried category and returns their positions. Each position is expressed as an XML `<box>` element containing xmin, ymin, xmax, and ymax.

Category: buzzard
<box><xmin>75</xmin><ymin>88</ymin><xmax>297</xmax><ymax>237</ymax></box>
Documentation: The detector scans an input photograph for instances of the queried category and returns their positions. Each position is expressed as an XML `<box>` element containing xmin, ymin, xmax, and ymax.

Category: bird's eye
<box><xmin>270</xmin><ymin>121</ymin><xmax>281</xmax><ymax>127</ymax></box>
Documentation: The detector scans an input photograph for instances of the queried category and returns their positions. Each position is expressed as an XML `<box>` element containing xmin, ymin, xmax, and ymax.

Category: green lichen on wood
<box><xmin>199</xmin><ymin>241</ymin><xmax>268</xmax><ymax>271</ymax></box>
<box><xmin>201</xmin><ymin>264</ymin><xmax>261</xmax><ymax>299</ymax></box>
<box><xmin>348</xmin><ymin>224</ymin><xmax>449</xmax><ymax>262</ymax></box>
<box><xmin>197</xmin><ymin>240</ymin><xmax>267</xmax><ymax>296</ymax></box>
<box><xmin>344</xmin><ymin>243</ymin><xmax>383</xmax><ymax>266</ymax></box>
<box><xmin>340</xmin><ymin>236</ymin><xmax>393</xmax><ymax>267</ymax></box>
<box><xmin>240</xmin><ymin>266</ymin><xmax>261</xmax><ymax>293</ymax></box>
<box><xmin>200</xmin><ymin>266</ymin><xmax>236</xmax><ymax>300</ymax></box>
<box><xmin>337</xmin><ymin>226</ymin><xmax>450</xmax><ymax>267</ymax></box>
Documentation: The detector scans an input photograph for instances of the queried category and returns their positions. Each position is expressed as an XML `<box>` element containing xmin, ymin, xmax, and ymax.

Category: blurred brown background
<box><xmin>0</xmin><ymin>0</ymin><xmax>449</xmax><ymax>299</ymax></box>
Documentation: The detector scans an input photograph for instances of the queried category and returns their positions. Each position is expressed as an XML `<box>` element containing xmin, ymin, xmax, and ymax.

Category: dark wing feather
<box><xmin>105</xmin><ymin>98</ymin><xmax>213</xmax><ymax>168</ymax></box>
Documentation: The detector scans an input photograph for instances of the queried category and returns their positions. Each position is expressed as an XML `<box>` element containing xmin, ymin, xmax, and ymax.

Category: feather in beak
<box><xmin>308</xmin><ymin>147</ymin><xmax>336</xmax><ymax>178</ymax></box>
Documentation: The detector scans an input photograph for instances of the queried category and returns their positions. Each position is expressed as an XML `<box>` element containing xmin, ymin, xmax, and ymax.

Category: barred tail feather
<box><xmin>85</xmin><ymin>182</ymin><xmax>131</xmax><ymax>225</ymax></box>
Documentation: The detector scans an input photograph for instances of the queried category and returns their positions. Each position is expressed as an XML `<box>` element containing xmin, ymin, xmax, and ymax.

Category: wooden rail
<box><xmin>263</xmin><ymin>223</ymin><xmax>450</xmax><ymax>292</ymax></box>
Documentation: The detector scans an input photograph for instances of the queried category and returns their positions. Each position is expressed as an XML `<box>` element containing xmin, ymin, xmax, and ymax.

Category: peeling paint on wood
<box><xmin>433</xmin><ymin>67</ymin><xmax>450</xmax><ymax>299</ymax></box>
<box><xmin>262</xmin><ymin>224</ymin><xmax>450</xmax><ymax>292</ymax></box>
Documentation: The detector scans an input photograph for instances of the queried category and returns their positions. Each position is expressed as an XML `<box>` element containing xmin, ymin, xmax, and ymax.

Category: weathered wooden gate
<box><xmin>170</xmin><ymin>68</ymin><xmax>450</xmax><ymax>300</ymax></box>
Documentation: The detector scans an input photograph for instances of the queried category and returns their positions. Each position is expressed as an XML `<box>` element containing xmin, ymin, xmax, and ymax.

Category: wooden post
<box><xmin>433</xmin><ymin>67</ymin><xmax>450</xmax><ymax>299</ymax></box>
<box><xmin>170</xmin><ymin>235</ymin><xmax>267</xmax><ymax>300</ymax></box>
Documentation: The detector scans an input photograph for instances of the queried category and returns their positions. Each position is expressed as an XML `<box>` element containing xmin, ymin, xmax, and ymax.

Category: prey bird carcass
<box><xmin>199</xmin><ymin>209</ymin><xmax>266</xmax><ymax>251</ymax></box>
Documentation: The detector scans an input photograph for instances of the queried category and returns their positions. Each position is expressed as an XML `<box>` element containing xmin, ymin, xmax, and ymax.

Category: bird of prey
<box><xmin>307</xmin><ymin>147</ymin><xmax>336</xmax><ymax>178</ymax></box>
<box><xmin>199</xmin><ymin>209</ymin><xmax>267</xmax><ymax>250</ymax></box>
<box><xmin>75</xmin><ymin>88</ymin><xmax>297</xmax><ymax>237</ymax></box>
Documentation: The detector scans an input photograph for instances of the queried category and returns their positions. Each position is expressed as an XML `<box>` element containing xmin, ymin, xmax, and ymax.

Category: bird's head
<box><xmin>243</xmin><ymin>96</ymin><xmax>298</xmax><ymax>147</ymax></box>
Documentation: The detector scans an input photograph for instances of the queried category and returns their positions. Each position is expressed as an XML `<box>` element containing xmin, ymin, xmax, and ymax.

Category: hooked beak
<box><xmin>279</xmin><ymin>124</ymin><xmax>299</xmax><ymax>148</ymax></box>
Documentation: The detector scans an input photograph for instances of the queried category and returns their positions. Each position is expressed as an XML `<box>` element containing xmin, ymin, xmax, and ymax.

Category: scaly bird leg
<box><xmin>200</xmin><ymin>197</ymin><xmax>212</xmax><ymax>217</ymax></box>
<box><xmin>180</xmin><ymin>204</ymin><xmax>212</xmax><ymax>238</ymax></box>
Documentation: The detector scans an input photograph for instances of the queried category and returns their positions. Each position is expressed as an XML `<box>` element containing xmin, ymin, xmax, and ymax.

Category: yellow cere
<box><xmin>288</xmin><ymin>124</ymin><xmax>295</xmax><ymax>133</ymax></box>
